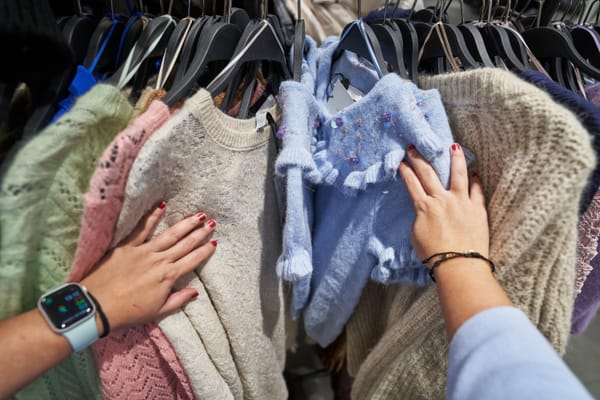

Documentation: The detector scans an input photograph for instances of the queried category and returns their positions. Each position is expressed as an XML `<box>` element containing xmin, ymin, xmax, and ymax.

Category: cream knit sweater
<box><xmin>112</xmin><ymin>89</ymin><xmax>287</xmax><ymax>400</ymax></box>
<box><xmin>347</xmin><ymin>69</ymin><xmax>596</xmax><ymax>399</ymax></box>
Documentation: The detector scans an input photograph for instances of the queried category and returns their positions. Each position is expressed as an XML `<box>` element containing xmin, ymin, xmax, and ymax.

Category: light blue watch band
<box><xmin>63</xmin><ymin>315</ymin><xmax>99</xmax><ymax>352</ymax></box>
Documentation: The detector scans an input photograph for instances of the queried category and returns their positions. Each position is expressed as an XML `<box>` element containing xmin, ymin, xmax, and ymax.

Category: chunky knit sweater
<box><xmin>65</xmin><ymin>99</ymin><xmax>194</xmax><ymax>399</ymax></box>
<box><xmin>0</xmin><ymin>84</ymin><xmax>132</xmax><ymax>399</ymax></box>
<box><xmin>111</xmin><ymin>89</ymin><xmax>287</xmax><ymax>399</ymax></box>
<box><xmin>346</xmin><ymin>69</ymin><xmax>595</xmax><ymax>399</ymax></box>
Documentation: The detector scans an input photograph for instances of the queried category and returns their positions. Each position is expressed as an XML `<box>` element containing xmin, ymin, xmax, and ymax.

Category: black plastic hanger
<box><xmin>163</xmin><ymin>4</ymin><xmax>243</xmax><ymax>106</ymax></box>
<box><xmin>414</xmin><ymin>21</ymin><xmax>480</xmax><ymax>72</ymax></box>
<box><xmin>479</xmin><ymin>24</ymin><xmax>529</xmax><ymax>71</ymax></box>
<box><xmin>291</xmin><ymin>0</ymin><xmax>305</xmax><ymax>81</ymax></box>
<box><xmin>115</xmin><ymin>12</ymin><xmax>145</xmax><ymax>68</ymax></box>
<box><xmin>570</xmin><ymin>25</ymin><xmax>600</xmax><ymax>69</ymax></box>
<box><xmin>172</xmin><ymin>15</ymin><xmax>211</xmax><ymax>83</ymax></box>
<box><xmin>370</xmin><ymin>3</ymin><xmax>409</xmax><ymax>77</ymax></box>
<box><xmin>458</xmin><ymin>24</ymin><xmax>496</xmax><ymax>67</ymax></box>
<box><xmin>83</xmin><ymin>11</ymin><xmax>127</xmax><ymax>77</ymax></box>
<box><xmin>333</xmin><ymin>20</ymin><xmax>388</xmax><ymax>77</ymax></box>
<box><xmin>523</xmin><ymin>26</ymin><xmax>600</xmax><ymax>80</ymax></box>
<box><xmin>206</xmin><ymin>18</ymin><xmax>291</xmax><ymax>97</ymax></box>
<box><xmin>63</xmin><ymin>13</ymin><xmax>99</xmax><ymax>64</ymax></box>
<box><xmin>159</xmin><ymin>16</ymin><xmax>194</xmax><ymax>88</ymax></box>
<box><xmin>108</xmin><ymin>14</ymin><xmax>176</xmax><ymax>88</ymax></box>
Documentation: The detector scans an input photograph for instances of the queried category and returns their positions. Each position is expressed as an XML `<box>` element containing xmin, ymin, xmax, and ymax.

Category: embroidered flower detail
<box><xmin>331</xmin><ymin>117</ymin><xmax>344</xmax><ymax>129</ymax></box>
<box><xmin>416</xmin><ymin>98</ymin><xmax>425</xmax><ymax>107</ymax></box>
<box><xmin>423</xmin><ymin>114</ymin><xmax>430</xmax><ymax>122</ymax></box>
<box><xmin>381</xmin><ymin>111</ymin><xmax>394</xmax><ymax>128</ymax></box>
<box><xmin>275</xmin><ymin>128</ymin><xmax>285</xmax><ymax>139</ymax></box>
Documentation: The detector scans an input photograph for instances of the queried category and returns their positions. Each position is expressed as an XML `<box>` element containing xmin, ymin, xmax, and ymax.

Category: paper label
<box><xmin>326</xmin><ymin>80</ymin><xmax>355</xmax><ymax>114</ymax></box>
<box><xmin>347</xmin><ymin>84</ymin><xmax>365</xmax><ymax>102</ymax></box>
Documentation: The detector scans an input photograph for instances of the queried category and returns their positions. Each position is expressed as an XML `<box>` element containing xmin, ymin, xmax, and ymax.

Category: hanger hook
<box><xmin>76</xmin><ymin>0</ymin><xmax>83</xmax><ymax>14</ymax></box>
<box><xmin>110</xmin><ymin>0</ymin><xmax>115</xmax><ymax>18</ymax></box>
<box><xmin>297</xmin><ymin>0</ymin><xmax>302</xmax><ymax>21</ymax></box>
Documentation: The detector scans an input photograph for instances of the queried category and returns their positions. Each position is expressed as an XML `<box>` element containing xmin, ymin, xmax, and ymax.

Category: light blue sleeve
<box><xmin>448</xmin><ymin>306</ymin><xmax>592</xmax><ymax>400</ymax></box>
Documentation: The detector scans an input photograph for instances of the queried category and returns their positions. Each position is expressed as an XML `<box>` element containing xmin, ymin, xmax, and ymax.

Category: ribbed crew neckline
<box><xmin>184</xmin><ymin>89</ymin><xmax>279</xmax><ymax>151</ymax></box>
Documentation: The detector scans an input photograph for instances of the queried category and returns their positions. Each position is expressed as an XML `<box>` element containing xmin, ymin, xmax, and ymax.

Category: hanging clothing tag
<box><xmin>346</xmin><ymin>84</ymin><xmax>365</xmax><ymax>102</ymax></box>
<box><xmin>256</xmin><ymin>95</ymin><xmax>277</xmax><ymax>131</ymax></box>
<box><xmin>326</xmin><ymin>80</ymin><xmax>354</xmax><ymax>114</ymax></box>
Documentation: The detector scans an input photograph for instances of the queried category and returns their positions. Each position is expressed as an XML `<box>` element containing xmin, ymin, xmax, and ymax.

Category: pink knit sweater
<box><xmin>67</xmin><ymin>100</ymin><xmax>194</xmax><ymax>399</ymax></box>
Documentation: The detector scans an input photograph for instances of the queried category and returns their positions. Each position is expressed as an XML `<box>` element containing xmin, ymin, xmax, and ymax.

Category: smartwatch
<box><xmin>37</xmin><ymin>283</ymin><xmax>99</xmax><ymax>352</ymax></box>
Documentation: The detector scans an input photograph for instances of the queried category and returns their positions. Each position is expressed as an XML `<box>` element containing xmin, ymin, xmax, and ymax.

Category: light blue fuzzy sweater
<box><xmin>275</xmin><ymin>38</ymin><xmax>456</xmax><ymax>346</ymax></box>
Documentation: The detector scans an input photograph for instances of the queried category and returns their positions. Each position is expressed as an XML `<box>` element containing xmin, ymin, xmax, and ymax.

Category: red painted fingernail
<box><xmin>158</xmin><ymin>201</ymin><xmax>166</xmax><ymax>209</ymax></box>
<box><xmin>451</xmin><ymin>143</ymin><xmax>461</xmax><ymax>151</ymax></box>
<box><xmin>208</xmin><ymin>219</ymin><xmax>216</xmax><ymax>229</ymax></box>
<box><xmin>197</xmin><ymin>212</ymin><xmax>206</xmax><ymax>222</ymax></box>
<box><xmin>407</xmin><ymin>144</ymin><xmax>416</xmax><ymax>151</ymax></box>
<box><xmin>210</xmin><ymin>240</ymin><xmax>218</xmax><ymax>247</ymax></box>
<box><xmin>192</xmin><ymin>291</ymin><xmax>199</xmax><ymax>298</ymax></box>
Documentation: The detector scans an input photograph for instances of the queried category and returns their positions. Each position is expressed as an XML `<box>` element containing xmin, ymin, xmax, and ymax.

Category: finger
<box><xmin>158</xmin><ymin>288</ymin><xmax>199</xmax><ymax>315</ymax></box>
<box><xmin>399</xmin><ymin>160</ymin><xmax>428</xmax><ymax>205</ymax></box>
<box><xmin>174</xmin><ymin>240</ymin><xmax>218</xmax><ymax>275</ymax></box>
<box><xmin>469</xmin><ymin>172</ymin><xmax>486</xmax><ymax>206</ymax></box>
<box><xmin>449</xmin><ymin>143</ymin><xmax>469</xmax><ymax>195</ymax></box>
<box><xmin>405</xmin><ymin>145</ymin><xmax>445</xmax><ymax>196</ymax></box>
<box><xmin>125</xmin><ymin>201</ymin><xmax>167</xmax><ymax>246</ymax></box>
<box><xmin>164</xmin><ymin>219</ymin><xmax>217</xmax><ymax>262</ymax></box>
<box><xmin>150</xmin><ymin>212</ymin><xmax>208</xmax><ymax>252</ymax></box>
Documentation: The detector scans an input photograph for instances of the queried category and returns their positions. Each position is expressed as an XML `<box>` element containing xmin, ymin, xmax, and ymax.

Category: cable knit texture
<box><xmin>0</xmin><ymin>84</ymin><xmax>132</xmax><ymax>399</ymax></box>
<box><xmin>110</xmin><ymin>89</ymin><xmax>287</xmax><ymax>400</ymax></box>
<box><xmin>64</xmin><ymin>99</ymin><xmax>194</xmax><ymax>399</ymax></box>
<box><xmin>346</xmin><ymin>69</ymin><xmax>595</xmax><ymax>399</ymax></box>
<box><xmin>276</xmin><ymin>38</ymin><xmax>454</xmax><ymax>346</ymax></box>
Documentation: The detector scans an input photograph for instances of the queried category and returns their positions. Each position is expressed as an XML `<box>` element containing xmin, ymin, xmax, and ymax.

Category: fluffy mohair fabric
<box><xmin>0</xmin><ymin>84</ymin><xmax>132</xmax><ymax>399</ymax></box>
<box><xmin>111</xmin><ymin>89</ymin><xmax>287</xmax><ymax>400</ymax></box>
<box><xmin>346</xmin><ymin>69</ymin><xmax>595</xmax><ymax>399</ymax></box>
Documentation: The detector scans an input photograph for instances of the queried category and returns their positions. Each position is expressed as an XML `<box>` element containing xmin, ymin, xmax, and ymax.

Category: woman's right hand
<box><xmin>398</xmin><ymin>143</ymin><xmax>489</xmax><ymax>264</ymax></box>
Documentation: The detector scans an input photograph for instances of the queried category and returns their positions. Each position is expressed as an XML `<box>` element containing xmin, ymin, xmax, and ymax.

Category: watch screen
<box><xmin>39</xmin><ymin>284</ymin><xmax>94</xmax><ymax>330</ymax></box>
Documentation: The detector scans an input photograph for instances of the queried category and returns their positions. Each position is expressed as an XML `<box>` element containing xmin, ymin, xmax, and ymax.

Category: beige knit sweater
<box><xmin>347</xmin><ymin>69</ymin><xmax>596</xmax><ymax>399</ymax></box>
<box><xmin>112</xmin><ymin>90</ymin><xmax>287</xmax><ymax>399</ymax></box>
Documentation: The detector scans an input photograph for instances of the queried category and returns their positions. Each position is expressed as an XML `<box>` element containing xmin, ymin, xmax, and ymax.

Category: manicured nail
<box><xmin>192</xmin><ymin>291</ymin><xmax>199</xmax><ymax>298</ymax></box>
<box><xmin>158</xmin><ymin>201</ymin><xmax>167</xmax><ymax>209</ymax></box>
<box><xmin>407</xmin><ymin>144</ymin><xmax>416</xmax><ymax>152</ymax></box>
<box><xmin>197</xmin><ymin>212</ymin><xmax>206</xmax><ymax>222</ymax></box>
<box><xmin>451</xmin><ymin>143</ymin><xmax>461</xmax><ymax>152</ymax></box>
<box><xmin>472</xmin><ymin>172</ymin><xmax>479</xmax><ymax>178</ymax></box>
<box><xmin>210</xmin><ymin>240</ymin><xmax>218</xmax><ymax>247</ymax></box>
<box><xmin>208</xmin><ymin>219</ymin><xmax>216</xmax><ymax>229</ymax></box>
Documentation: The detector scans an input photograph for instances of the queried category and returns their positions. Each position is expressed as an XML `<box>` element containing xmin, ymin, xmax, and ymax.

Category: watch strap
<box><xmin>63</xmin><ymin>315</ymin><xmax>99</xmax><ymax>352</ymax></box>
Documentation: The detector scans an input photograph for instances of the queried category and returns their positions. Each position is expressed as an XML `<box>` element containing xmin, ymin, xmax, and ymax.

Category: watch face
<box><xmin>39</xmin><ymin>284</ymin><xmax>94</xmax><ymax>331</ymax></box>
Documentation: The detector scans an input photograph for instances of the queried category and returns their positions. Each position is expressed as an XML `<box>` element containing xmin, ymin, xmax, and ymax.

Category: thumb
<box><xmin>158</xmin><ymin>288</ymin><xmax>199</xmax><ymax>316</ymax></box>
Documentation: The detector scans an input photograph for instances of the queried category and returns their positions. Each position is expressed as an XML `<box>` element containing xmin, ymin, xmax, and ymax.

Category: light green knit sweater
<box><xmin>0</xmin><ymin>84</ymin><xmax>133</xmax><ymax>399</ymax></box>
<box><xmin>347</xmin><ymin>69</ymin><xmax>596</xmax><ymax>399</ymax></box>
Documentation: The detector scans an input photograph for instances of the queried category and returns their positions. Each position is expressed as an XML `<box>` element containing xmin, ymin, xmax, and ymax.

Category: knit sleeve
<box><xmin>274</xmin><ymin>82</ymin><xmax>322</xmax><ymax>316</ymax></box>
<box><xmin>448</xmin><ymin>307</ymin><xmax>592</xmax><ymax>400</ymax></box>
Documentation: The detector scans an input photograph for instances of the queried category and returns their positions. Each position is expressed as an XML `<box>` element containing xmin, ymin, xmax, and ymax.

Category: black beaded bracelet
<box><xmin>422</xmin><ymin>251</ymin><xmax>496</xmax><ymax>282</ymax></box>
<box><xmin>87</xmin><ymin>291</ymin><xmax>110</xmax><ymax>338</ymax></box>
